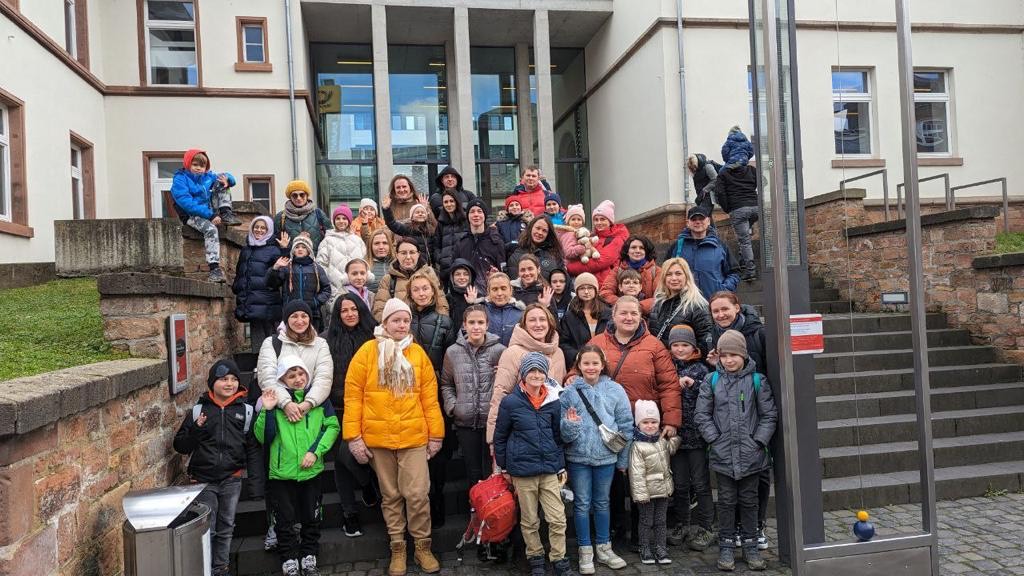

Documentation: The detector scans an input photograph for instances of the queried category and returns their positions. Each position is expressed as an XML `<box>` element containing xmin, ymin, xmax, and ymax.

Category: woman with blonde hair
<box><xmin>366</xmin><ymin>228</ymin><xmax>395</xmax><ymax>294</ymax></box>
<box><xmin>647</xmin><ymin>258</ymin><xmax>713</xmax><ymax>354</ymax></box>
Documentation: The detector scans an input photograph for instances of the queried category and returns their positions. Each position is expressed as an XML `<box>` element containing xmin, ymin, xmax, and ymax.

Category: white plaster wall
<box><xmin>199</xmin><ymin>0</ymin><xmax>303</xmax><ymax>89</ymax></box>
<box><xmin>18</xmin><ymin>0</ymin><xmax>66</xmax><ymax>47</ymax></box>
<box><xmin>97</xmin><ymin>0</ymin><xmax>141</xmax><ymax>86</ymax></box>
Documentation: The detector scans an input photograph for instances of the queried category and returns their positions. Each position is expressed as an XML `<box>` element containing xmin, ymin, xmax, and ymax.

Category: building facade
<box><xmin>1</xmin><ymin>0</ymin><xmax>1022</xmax><ymax>264</ymax></box>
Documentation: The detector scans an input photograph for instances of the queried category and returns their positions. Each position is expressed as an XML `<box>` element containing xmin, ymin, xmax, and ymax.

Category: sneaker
<box><xmin>208</xmin><ymin>267</ymin><xmax>227</xmax><ymax>283</ymax></box>
<box><xmin>343</xmin><ymin>513</ymin><xmax>362</xmax><ymax>537</ymax></box>
<box><xmin>717</xmin><ymin>543</ymin><xmax>736</xmax><ymax>572</ymax></box>
<box><xmin>301</xmin><ymin>555</ymin><xmax>321</xmax><ymax>576</ymax></box>
<box><xmin>655</xmin><ymin>546</ymin><xmax>671</xmax><ymax>564</ymax></box>
<box><xmin>639</xmin><ymin>545</ymin><xmax>655</xmax><ymax>565</ymax></box>
<box><xmin>552</xmin><ymin>557</ymin><xmax>579</xmax><ymax>576</ymax></box>
<box><xmin>689</xmin><ymin>526</ymin><xmax>715</xmax><ymax>551</ymax></box>
<box><xmin>667</xmin><ymin>523</ymin><xmax>687</xmax><ymax>546</ymax></box>
<box><xmin>264</xmin><ymin>526</ymin><xmax>278</xmax><ymax>551</ymax></box>
<box><xmin>281</xmin><ymin>559</ymin><xmax>299</xmax><ymax>576</ymax></box>
<box><xmin>757</xmin><ymin>524</ymin><xmax>769</xmax><ymax>550</ymax></box>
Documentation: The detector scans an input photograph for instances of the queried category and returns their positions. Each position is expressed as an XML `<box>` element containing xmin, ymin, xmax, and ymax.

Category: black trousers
<box><xmin>732</xmin><ymin>468</ymin><xmax>772</xmax><ymax>529</ymax></box>
<box><xmin>428</xmin><ymin>414</ymin><xmax>457</xmax><ymax>518</ymax></box>
<box><xmin>456</xmin><ymin>427</ymin><xmax>490</xmax><ymax>487</ymax></box>
<box><xmin>268</xmin><ymin>479</ymin><xmax>323</xmax><ymax>561</ymax></box>
<box><xmin>610</xmin><ymin>469</ymin><xmax>639</xmax><ymax>543</ymax></box>
<box><xmin>670</xmin><ymin>448</ymin><xmax>714</xmax><ymax>530</ymax></box>
<box><xmin>716</xmin><ymin>473</ymin><xmax>759</xmax><ymax>545</ymax></box>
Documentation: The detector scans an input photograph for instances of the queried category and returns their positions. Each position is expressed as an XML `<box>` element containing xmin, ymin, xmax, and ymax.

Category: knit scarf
<box><xmin>628</xmin><ymin>258</ymin><xmax>647</xmax><ymax>271</ymax></box>
<box><xmin>374</xmin><ymin>326</ymin><xmax>415</xmax><ymax>395</ymax></box>
<box><xmin>284</xmin><ymin>198</ymin><xmax>316</xmax><ymax>222</ymax></box>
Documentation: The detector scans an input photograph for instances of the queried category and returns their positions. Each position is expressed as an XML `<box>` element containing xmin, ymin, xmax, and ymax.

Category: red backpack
<box><xmin>456</xmin><ymin>473</ymin><xmax>518</xmax><ymax>560</ymax></box>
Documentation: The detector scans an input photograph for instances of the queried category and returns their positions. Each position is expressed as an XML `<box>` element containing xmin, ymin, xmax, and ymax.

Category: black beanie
<box><xmin>207</xmin><ymin>359</ymin><xmax>241</xmax><ymax>390</ymax></box>
<box><xmin>283</xmin><ymin>300</ymin><xmax>313</xmax><ymax>321</ymax></box>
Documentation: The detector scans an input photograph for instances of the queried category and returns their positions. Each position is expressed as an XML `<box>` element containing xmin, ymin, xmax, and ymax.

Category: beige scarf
<box><xmin>374</xmin><ymin>326</ymin><xmax>415</xmax><ymax>395</ymax></box>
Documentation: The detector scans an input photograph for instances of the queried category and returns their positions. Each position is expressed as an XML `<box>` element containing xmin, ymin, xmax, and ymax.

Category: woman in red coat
<box><xmin>566</xmin><ymin>200</ymin><xmax>630</xmax><ymax>285</ymax></box>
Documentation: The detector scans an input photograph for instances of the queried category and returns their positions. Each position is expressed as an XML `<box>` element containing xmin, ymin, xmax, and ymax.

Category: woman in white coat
<box><xmin>317</xmin><ymin>204</ymin><xmax>370</xmax><ymax>306</ymax></box>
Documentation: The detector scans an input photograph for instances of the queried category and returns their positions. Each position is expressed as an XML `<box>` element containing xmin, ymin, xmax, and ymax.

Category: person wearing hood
<box><xmin>496</xmin><ymin>195</ymin><xmax>534</xmax><ymax>253</ymax></box>
<box><xmin>548</xmin><ymin>268</ymin><xmax>573</xmax><ymax>321</ymax></box>
<box><xmin>429</xmin><ymin>166</ymin><xmax>478</xmax><ymax>217</ymax></box>
<box><xmin>234</xmin><ymin>215</ymin><xmax>285</xmax><ymax>352</ymax></box>
<box><xmin>508</xmin><ymin>215</ymin><xmax>565</xmax><ymax>282</ymax></box>
<box><xmin>665</xmin><ymin>206</ymin><xmax>740</xmax><ymax>300</ymax></box>
<box><xmin>268</xmin><ymin>236</ymin><xmax>332</xmax><ymax>332</ymax></box>
<box><xmin>174</xmin><ymin>359</ymin><xmax>262</xmax><ymax>576</ymax></box>
<box><xmin>431</xmin><ymin>189</ymin><xmax>470</xmax><ymax>280</ymax></box>
<box><xmin>445</xmin><ymin>258</ymin><xmax>477</xmax><ymax>329</ymax></box>
<box><xmin>453</xmin><ymin>198</ymin><xmax>507</xmax><ymax>291</ymax></box>
<box><xmin>505</xmin><ymin>166</ymin><xmax>549</xmax><ymax>216</ymax></box>
<box><xmin>170</xmin><ymin>148</ymin><xmax>239</xmax><ymax>283</ymax></box>
<box><xmin>719</xmin><ymin>125</ymin><xmax>755</xmax><ymax>171</ymax></box>
<box><xmin>317</xmin><ymin>204</ymin><xmax>369</xmax><ymax>306</ymax></box>
<box><xmin>371</xmin><ymin>237</ymin><xmax>448</xmax><ymax>322</ymax></box>
<box><xmin>687</xmin><ymin>153</ymin><xmax>721</xmax><ymax>218</ymax></box>
<box><xmin>566</xmin><ymin>200</ymin><xmax>631</xmax><ymax>286</ymax></box>
<box><xmin>273</xmin><ymin>179</ymin><xmax>331</xmax><ymax>254</ymax></box>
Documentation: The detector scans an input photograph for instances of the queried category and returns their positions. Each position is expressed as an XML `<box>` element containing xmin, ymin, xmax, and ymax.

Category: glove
<box><xmin>349</xmin><ymin>437</ymin><xmax>372</xmax><ymax>464</ymax></box>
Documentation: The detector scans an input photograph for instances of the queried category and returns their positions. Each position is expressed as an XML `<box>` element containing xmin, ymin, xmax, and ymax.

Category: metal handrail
<box><xmin>838</xmin><ymin>169</ymin><xmax>891</xmax><ymax>220</ymax></box>
<box><xmin>950</xmin><ymin>177</ymin><xmax>1010</xmax><ymax>233</ymax></box>
<box><xmin>896</xmin><ymin>172</ymin><xmax>950</xmax><ymax>219</ymax></box>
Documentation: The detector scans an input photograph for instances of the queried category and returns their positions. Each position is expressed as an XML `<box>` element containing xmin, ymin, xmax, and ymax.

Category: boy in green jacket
<box><xmin>256</xmin><ymin>355</ymin><xmax>340</xmax><ymax>576</ymax></box>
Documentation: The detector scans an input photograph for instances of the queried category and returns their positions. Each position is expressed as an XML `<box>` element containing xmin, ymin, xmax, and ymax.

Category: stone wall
<box><xmin>864</xmin><ymin>196</ymin><xmax>1024</xmax><ymax>232</ymax></box>
<box><xmin>54</xmin><ymin>219</ymin><xmax>185</xmax><ymax>277</ymax></box>
<box><xmin>960</xmin><ymin>253</ymin><xmax>1024</xmax><ymax>364</ymax></box>
<box><xmin>0</xmin><ymin>262</ymin><xmax>56</xmax><ymax>290</ymax></box>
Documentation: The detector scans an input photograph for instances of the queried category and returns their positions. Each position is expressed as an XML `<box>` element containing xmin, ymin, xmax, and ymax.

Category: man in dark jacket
<box><xmin>666</xmin><ymin>206</ymin><xmax>740</xmax><ymax>300</ymax></box>
<box><xmin>453</xmin><ymin>198</ymin><xmax>507</xmax><ymax>291</ymax></box>
<box><xmin>687</xmin><ymin>153</ymin><xmax>720</xmax><ymax>218</ymax></box>
<box><xmin>714</xmin><ymin>164</ymin><xmax>760</xmax><ymax>280</ymax></box>
<box><xmin>429</xmin><ymin>166</ymin><xmax>477</xmax><ymax>218</ymax></box>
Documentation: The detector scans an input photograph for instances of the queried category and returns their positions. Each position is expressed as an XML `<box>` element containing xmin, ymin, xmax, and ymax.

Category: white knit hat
<box><xmin>381</xmin><ymin>298</ymin><xmax>412</xmax><ymax>322</ymax></box>
<box><xmin>360</xmin><ymin>198</ymin><xmax>378</xmax><ymax>211</ymax></box>
<box><xmin>634</xmin><ymin>399</ymin><xmax>660</xmax><ymax>424</ymax></box>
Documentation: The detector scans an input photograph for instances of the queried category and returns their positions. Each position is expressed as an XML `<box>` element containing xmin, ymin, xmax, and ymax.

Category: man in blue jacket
<box><xmin>665</xmin><ymin>206</ymin><xmax>740</xmax><ymax>300</ymax></box>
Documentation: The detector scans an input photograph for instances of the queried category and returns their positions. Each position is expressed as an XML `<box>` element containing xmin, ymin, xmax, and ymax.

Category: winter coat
<box><xmin>493</xmin><ymin>382</ymin><xmax>564</xmax><ymax>477</ymax></box>
<box><xmin>273</xmin><ymin>209</ymin><xmax>331</xmax><ymax>253</ymax></box>
<box><xmin>316</xmin><ymin>230</ymin><xmax>367</xmax><ymax>303</ymax></box>
<box><xmin>495</xmin><ymin>210</ymin><xmax>532</xmax><ymax>252</ymax></box>
<box><xmin>441</xmin><ymin>331</ymin><xmax>507</xmax><ymax>429</ymax></box>
<box><xmin>510</xmin><ymin>278</ymin><xmax>545</xmax><ymax>306</ymax></box>
<box><xmin>429</xmin><ymin>166</ymin><xmax>477</xmax><ymax>217</ymax></box>
<box><xmin>486</xmin><ymin>325</ymin><xmax>567</xmax><ymax>443</ymax></box>
<box><xmin>558</xmin><ymin>305</ymin><xmax>610</xmax><ymax>368</ymax></box>
<box><xmin>647</xmin><ymin>295</ymin><xmax>714</xmax><ymax>355</ymax></box>
<box><xmin>580</xmin><ymin>322</ymin><xmax>682</xmax><ymax>429</ymax></box>
<box><xmin>170</xmin><ymin>169</ymin><xmax>236</xmax><ymax>221</ymax></box>
<box><xmin>507</xmin><ymin>244</ymin><xmax>564</xmax><ymax>282</ymax></box>
<box><xmin>556</xmin><ymin>226</ymin><xmax>587</xmax><ymax>262</ymax></box>
<box><xmin>559</xmin><ymin>375</ymin><xmax>633</xmax><ymax>470</ymax></box>
<box><xmin>507</xmin><ymin>183</ymin><xmax>548</xmax><ymax>216</ymax></box>
<box><xmin>711</xmin><ymin>305</ymin><xmax>768</xmax><ymax>377</ymax></box>
<box><xmin>367</xmin><ymin>257</ymin><xmax>390</xmax><ymax>294</ymax></box>
<box><xmin>715</xmin><ymin>164</ymin><xmax>759</xmax><ymax>214</ymax></box>
<box><xmin>721</xmin><ymin>128</ymin><xmax>755</xmax><ymax>167</ymax></box>
<box><xmin>599</xmin><ymin>259</ymin><xmax>660</xmax><ymax>309</ymax></box>
<box><xmin>258</xmin><ymin>333</ymin><xmax>334</xmax><ymax>409</ymax></box>
<box><xmin>628</xmin><ymin>431</ymin><xmax>681</xmax><ymax>502</ymax></box>
<box><xmin>665</xmin><ymin>228</ymin><xmax>740</xmax><ymax>301</ymax></box>
<box><xmin>383</xmin><ymin>207</ymin><xmax>435</xmax><ymax>267</ymax></box>
<box><xmin>371</xmin><ymin>261</ymin><xmax>448</xmax><ymax>321</ymax></box>
<box><xmin>342</xmin><ymin>339</ymin><xmax>446</xmax><ymax>449</ymax></box>
<box><xmin>675</xmin><ymin>359</ymin><xmax>710</xmax><ymax>450</ymax></box>
<box><xmin>485</xmin><ymin>299</ymin><xmax>525</xmax><ymax>347</ymax></box>
<box><xmin>233</xmin><ymin>243</ymin><xmax>285</xmax><ymax>322</ymax></box>
<box><xmin>410</xmin><ymin>304</ymin><xmax>456</xmax><ymax>375</ymax></box>
<box><xmin>254</xmin><ymin>388</ymin><xmax>340</xmax><ymax>481</ymax></box>
<box><xmin>266</xmin><ymin>258</ymin><xmax>332</xmax><ymax>325</ymax></box>
<box><xmin>548</xmin><ymin>211</ymin><xmax>566</xmax><ymax>226</ymax></box>
<box><xmin>432</xmin><ymin>211</ymin><xmax>469</xmax><ymax>278</ymax></box>
<box><xmin>345</xmin><ymin>284</ymin><xmax>374</xmax><ymax>311</ymax></box>
<box><xmin>566</xmin><ymin>223</ymin><xmax>631</xmax><ymax>285</ymax></box>
<box><xmin>695</xmin><ymin>360</ymin><xmax>778</xmax><ymax>480</ymax></box>
<box><xmin>691</xmin><ymin>153</ymin><xmax>720</xmax><ymax>217</ymax></box>
<box><xmin>454</xmin><ymin>227</ymin><xmax>508</xmax><ymax>292</ymax></box>
<box><xmin>444</xmin><ymin>258</ymin><xmax>477</xmax><ymax>329</ymax></box>
<box><xmin>173</xmin><ymin>390</ymin><xmax>262</xmax><ymax>486</ymax></box>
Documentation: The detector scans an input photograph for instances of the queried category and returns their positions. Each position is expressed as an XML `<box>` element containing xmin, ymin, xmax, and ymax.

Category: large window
<box><xmin>914</xmin><ymin>70</ymin><xmax>952</xmax><ymax>155</ymax></box>
<box><xmin>536</xmin><ymin>48</ymin><xmax>590</xmax><ymax>209</ymax></box>
<box><xmin>235</xmin><ymin>16</ymin><xmax>271</xmax><ymax>72</ymax></box>
<box><xmin>144</xmin><ymin>0</ymin><xmax>199</xmax><ymax>86</ymax></box>
<box><xmin>471</xmin><ymin>47</ymin><xmax>519</xmax><ymax>209</ymax></box>
<box><xmin>0</xmin><ymin>89</ymin><xmax>30</xmax><ymax>237</ymax></box>
<box><xmin>389</xmin><ymin>45</ymin><xmax>449</xmax><ymax>195</ymax></box>
<box><xmin>0</xmin><ymin>103</ymin><xmax>10</xmax><ymax>222</ymax></box>
<box><xmin>832</xmin><ymin>69</ymin><xmax>872</xmax><ymax>155</ymax></box>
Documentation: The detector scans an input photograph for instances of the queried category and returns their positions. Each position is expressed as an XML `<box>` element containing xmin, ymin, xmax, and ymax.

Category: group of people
<box><xmin>170</xmin><ymin>126</ymin><xmax>777</xmax><ymax>576</ymax></box>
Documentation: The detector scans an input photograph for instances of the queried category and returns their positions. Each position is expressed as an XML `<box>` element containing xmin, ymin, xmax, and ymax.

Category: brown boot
<box><xmin>389</xmin><ymin>539</ymin><xmax>407</xmax><ymax>576</ymax></box>
<box><xmin>414</xmin><ymin>538</ymin><xmax>441</xmax><ymax>573</ymax></box>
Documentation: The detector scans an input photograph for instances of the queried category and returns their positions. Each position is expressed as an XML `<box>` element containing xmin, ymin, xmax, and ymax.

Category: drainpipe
<box><xmin>284</xmin><ymin>0</ymin><xmax>299</xmax><ymax>179</ymax></box>
<box><xmin>676</xmin><ymin>0</ymin><xmax>691</xmax><ymax>204</ymax></box>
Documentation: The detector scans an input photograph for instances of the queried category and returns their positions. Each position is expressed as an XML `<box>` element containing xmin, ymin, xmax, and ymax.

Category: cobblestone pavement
<box><xmin>304</xmin><ymin>493</ymin><xmax>1024</xmax><ymax>576</ymax></box>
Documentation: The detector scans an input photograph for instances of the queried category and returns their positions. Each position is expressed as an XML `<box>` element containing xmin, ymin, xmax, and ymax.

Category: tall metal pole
<box><xmin>894</xmin><ymin>0</ymin><xmax>940</xmax><ymax>572</ymax></box>
<box><xmin>284</xmin><ymin>0</ymin><xmax>299</xmax><ymax>179</ymax></box>
<box><xmin>676</xmin><ymin>0</ymin><xmax>691</xmax><ymax>203</ymax></box>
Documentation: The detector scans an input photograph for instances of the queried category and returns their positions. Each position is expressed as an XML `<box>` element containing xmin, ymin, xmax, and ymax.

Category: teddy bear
<box><xmin>576</xmin><ymin>226</ymin><xmax>601</xmax><ymax>264</ymax></box>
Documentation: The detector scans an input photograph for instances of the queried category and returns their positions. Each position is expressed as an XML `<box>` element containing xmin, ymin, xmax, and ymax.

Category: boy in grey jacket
<box><xmin>695</xmin><ymin>330</ymin><xmax>777</xmax><ymax>572</ymax></box>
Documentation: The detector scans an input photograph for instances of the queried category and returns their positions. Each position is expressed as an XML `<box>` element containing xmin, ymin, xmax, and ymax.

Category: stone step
<box><xmin>822</xmin><ymin>313</ymin><xmax>947</xmax><ymax>335</ymax></box>
<box><xmin>815</xmin><ymin>382</ymin><xmax>1024</xmax><ymax>421</ymax></box>
<box><xmin>820</xmin><ymin>431</ymin><xmax>1024</xmax><ymax>479</ymax></box>
<box><xmin>811</xmin><ymin>300</ymin><xmax>855</xmax><ymax>315</ymax></box>
<box><xmin>814</xmin><ymin>346</ymin><xmax>1000</xmax><ymax>374</ymax></box>
<box><xmin>732</xmin><ymin>288</ymin><xmax>842</xmax><ymax>308</ymax></box>
<box><xmin>821</xmin><ymin>460</ymin><xmax>1024</xmax><ymax>511</ymax></box>
<box><xmin>817</xmin><ymin>404</ymin><xmax>1024</xmax><ymax>448</ymax></box>
<box><xmin>823</xmin><ymin>328</ymin><xmax>972</xmax><ymax>353</ymax></box>
<box><xmin>815</xmin><ymin>363</ymin><xmax>1024</xmax><ymax>396</ymax></box>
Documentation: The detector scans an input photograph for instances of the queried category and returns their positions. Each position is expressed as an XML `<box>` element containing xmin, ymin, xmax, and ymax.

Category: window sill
<box><xmin>235</xmin><ymin>62</ymin><xmax>273</xmax><ymax>73</ymax></box>
<box><xmin>918</xmin><ymin>156</ymin><xmax>963</xmax><ymax>167</ymax></box>
<box><xmin>832</xmin><ymin>158</ymin><xmax>886</xmax><ymax>169</ymax></box>
<box><xmin>0</xmin><ymin>220</ymin><xmax>34</xmax><ymax>238</ymax></box>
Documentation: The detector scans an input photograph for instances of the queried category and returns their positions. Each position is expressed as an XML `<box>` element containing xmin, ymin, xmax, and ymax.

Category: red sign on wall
<box><xmin>790</xmin><ymin>314</ymin><xmax>824</xmax><ymax>355</ymax></box>
<box><xmin>167</xmin><ymin>314</ymin><xmax>189</xmax><ymax>394</ymax></box>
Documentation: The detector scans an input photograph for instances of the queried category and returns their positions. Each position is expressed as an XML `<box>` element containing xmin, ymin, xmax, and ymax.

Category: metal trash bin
<box><xmin>123</xmin><ymin>485</ymin><xmax>212</xmax><ymax>576</ymax></box>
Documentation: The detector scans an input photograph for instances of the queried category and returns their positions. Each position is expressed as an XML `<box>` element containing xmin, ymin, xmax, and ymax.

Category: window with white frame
<box><xmin>0</xmin><ymin>103</ymin><xmax>10</xmax><ymax>221</ymax></box>
<box><xmin>71</xmin><ymin>145</ymin><xmax>84</xmax><ymax>219</ymax></box>
<box><xmin>832</xmin><ymin>69</ymin><xmax>872</xmax><ymax>156</ymax></box>
<box><xmin>65</xmin><ymin>0</ymin><xmax>78</xmax><ymax>59</ymax></box>
<box><xmin>247</xmin><ymin>177</ymin><xmax>273</xmax><ymax>213</ymax></box>
<box><xmin>242</xmin><ymin>23</ymin><xmax>265</xmax><ymax>63</ymax></box>
<box><xmin>150</xmin><ymin>158</ymin><xmax>180</xmax><ymax>217</ymax></box>
<box><xmin>145</xmin><ymin>0</ymin><xmax>198</xmax><ymax>86</ymax></box>
<box><xmin>914</xmin><ymin>70</ymin><xmax>951</xmax><ymax>154</ymax></box>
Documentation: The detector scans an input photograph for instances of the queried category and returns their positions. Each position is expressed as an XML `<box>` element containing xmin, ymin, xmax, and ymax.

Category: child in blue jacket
<box><xmin>170</xmin><ymin>148</ymin><xmax>240</xmax><ymax>283</ymax></box>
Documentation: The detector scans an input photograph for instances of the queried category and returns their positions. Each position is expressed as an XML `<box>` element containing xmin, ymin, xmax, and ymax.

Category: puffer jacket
<box><xmin>559</xmin><ymin>376</ymin><xmax>633</xmax><ymax>470</ymax></box>
<box><xmin>579</xmin><ymin>322</ymin><xmax>682</xmax><ymax>429</ymax></box>
<box><xmin>432</xmin><ymin>210</ymin><xmax>469</xmax><ymax>278</ymax></box>
<box><xmin>675</xmin><ymin>359</ymin><xmax>710</xmax><ymax>450</ymax></box>
<box><xmin>371</xmin><ymin>261</ymin><xmax>448</xmax><ymax>321</ymax></box>
<box><xmin>485</xmin><ymin>299</ymin><xmax>525</xmax><ymax>347</ymax></box>
<box><xmin>173</xmin><ymin>390</ymin><xmax>262</xmax><ymax>485</ymax></box>
<box><xmin>695</xmin><ymin>360</ymin><xmax>778</xmax><ymax>480</ymax></box>
<box><xmin>367</xmin><ymin>257</ymin><xmax>390</xmax><ymax>294</ymax></box>
<box><xmin>410</xmin><ymin>304</ymin><xmax>456</xmax><ymax>375</ymax></box>
<box><xmin>558</xmin><ymin>305</ymin><xmax>610</xmax><ymax>368</ymax></box>
<box><xmin>556</xmin><ymin>226</ymin><xmax>587</xmax><ymax>262</ymax></box>
<box><xmin>648</xmin><ymin>295</ymin><xmax>714</xmax><ymax>355</ymax></box>
<box><xmin>665</xmin><ymin>228</ymin><xmax>740</xmax><ymax>301</ymax></box>
<box><xmin>342</xmin><ymin>339</ymin><xmax>446</xmax><ymax>449</ymax></box>
<box><xmin>628</xmin><ymin>430</ymin><xmax>681</xmax><ymax>502</ymax></box>
<box><xmin>254</xmin><ymin>387</ymin><xmax>340</xmax><ymax>481</ymax></box>
<box><xmin>495</xmin><ymin>210</ymin><xmax>532</xmax><ymax>252</ymax></box>
<box><xmin>507</xmin><ymin>183</ymin><xmax>548</xmax><ymax>216</ymax></box>
<box><xmin>566</xmin><ymin>223</ymin><xmax>631</xmax><ymax>285</ymax></box>
<box><xmin>316</xmin><ymin>229</ymin><xmax>368</xmax><ymax>302</ymax></box>
<box><xmin>510</xmin><ymin>278</ymin><xmax>545</xmax><ymax>306</ymax></box>
<box><xmin>711</xmin><ymin>305</ymin><xmax>768</xmax><ymax>376</ymax></box>
<box><xmin>486</xmin><ymin>325</ymin><xmax>566</xmax><ymax>442</ymax></box>
<box><xmin>715</xmin><ymin>164</ymin><xmax>759</xmax><ymax>214</ymax></box>
<box><xmin>233</xmin><ymin>243</ymin><xmax>284</xmax><ymax>322</ymax></box>
<box><xmin>266</xmin><ymin>258</ymin><xmax>331</xmax><ymax>326</ymax></box>
<box><xmin>273</xmin><ymin>208</ymin><xmax>330</xmax><ymax>253</ymax></box>
<box><xmin>507</xmin><ymin>244</ymin><xmax>564</xmax><ymax>282</ymax></box>
<box><xmin>441</xmin><ymin>332</ymin><xmax>506</xmax><ymax>429</ymax></box>
<box><xmin>257</xmin><ymin>333</ymin><xmax>334</xmax><ymax>409</ymax></box>
<box><xmin>170</xmin><ymin>166</ymin><xmax>236</xmax><ymax>220</ymax></box>
<box><xmin>599</xmin><ymin>259</ymin><xmax>660</xmax><ymax>308</ymax></box>
<box><xmin>721</xmin><ymin>127</ymin><xmax>754</xmax><ymax>167</ymax></box>
<box><xmin>453</xmin><ymin>227</ymin><xmax>508</xmax><ymax>291</ymax></box>
<box><xmin>493</xmin><ymin>382</ymin><xmax>564</xmax><ymax>477</ymax></box>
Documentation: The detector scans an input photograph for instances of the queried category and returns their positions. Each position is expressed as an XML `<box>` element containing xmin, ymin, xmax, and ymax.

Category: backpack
<box><xmin>193</xmin><ymin>402</ymin><xmax>256</xmax><ymax>434</ymax></box>
<box><xmin>709</xmin><ymin>371</ymin><xmax>761</xmax><ymax>393</ymax></box>
<box><xmin>456</xmin><ymin>474</ymin><xmax>518</xmax><ymax>558</ymax></box>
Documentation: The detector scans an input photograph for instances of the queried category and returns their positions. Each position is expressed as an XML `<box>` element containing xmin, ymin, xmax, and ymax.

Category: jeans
<box><xmin>567</xmin><ymin>462</ymin><xmax>615</xmax><ymax>546</ymax></box>
<box><xmin>457</xmin><ymin>427</ymin><xmax>490</xmax><ymax>487</ymax></box>
<box><xmin>730</xmin><ymin>205</ymin><xmax>760</xmax><ymax>268</ymax></box>
<box><xmin>267</xmin><ymin>478</ymin><xmax>322</xmax><ymax>562</ymax></box>
<box><xmin>636</xmin><ymin>498</ymin><xmax>669</xmax><ymax>550</ymax></box>
<box><xmin>334</xmin><ymin>437</ymin><xmax>373</xmax><ymax>515</ymax></box>
<box><xmin>670</xmin><ymin>448</ymin><xmax>713</xmax><ymax>530</ymax></box>
<box><xmin>194</xmin><ymin>477</ymin><xmax>242</xmax><ymax>574</ymax></box>
<box><xmin>716</xmin><ymin>472</ymin><xmax>759</xmax><ymax>545</ymax></box>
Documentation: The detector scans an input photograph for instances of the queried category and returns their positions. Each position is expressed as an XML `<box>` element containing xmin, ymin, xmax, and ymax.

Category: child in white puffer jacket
<box><xmin>316</xmin><ymin>205</ymin><xmax>368</xmax><ymax>306</ymax></box>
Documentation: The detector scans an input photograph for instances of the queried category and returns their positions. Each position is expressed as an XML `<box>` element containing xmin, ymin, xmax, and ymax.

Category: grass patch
<box><xmin>0</xmin><ymin>278</ymin><xmax>129</xmax><ymax>381</ymax></box>
<box><xmin>994</xmin><ymin>232</ymin><xmax>1024</xmax><ymax>254</ymax></box>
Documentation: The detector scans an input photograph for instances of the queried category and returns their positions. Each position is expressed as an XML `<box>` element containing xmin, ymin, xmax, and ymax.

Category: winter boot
<box><xmin>594</xmin><ymin>542</ymin><xmax>626</xmax><ymax>569</ymax></box>
<box><xmin>689</xmin><ymin>526</ymin><xmax>715</xmax><ymax>551</ymax></box>
<box><xmin>717</xmin><ymin>540</ymin><xmax>736</xmax><ymax>572</ymax></box>
<box><xmin>552</xmin><ymin>557</ymin><xmax>579</xmax><ymax>576</ymax></box>
<box><xmin>577</xmin><ymin>546</ymin><xmax>595</xmax><ymax>575</ymax></box>
<box><xmin>744</xmin><ymin>540</ymin><xmax>767</xmax><ymax>571</ymax></box>
<box><xmin>219</xmin><ymin>207</ymin><xmax>242</xmax><ymax>226</ymax></box>
<box><xmin>300</xmin><ymin>555</ymin><xmax>320</xmax><ymax>576</ymax></box>
<box><xmin>388</xmin><ymin>539</ymin><xmax>407</xmax><ymax>576</ymax></box>
<box><xmin>667</xmin><ymin>523</ymin><xmax>687</xmax><ymax>546</ymax></box>
<box><xmin>208</xmin><ymin>266</ymin><xmax>227</xmax><ymax>283</ymax></box>
<box><xmin>413</xmin><ymin>538</ymin><xmax>440</xmax><ymax>573</ymax></box>
<box><xmin>528</xmin><ymin>555</ymin><xmax>547</xmax><ymax>576</ymax></box>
